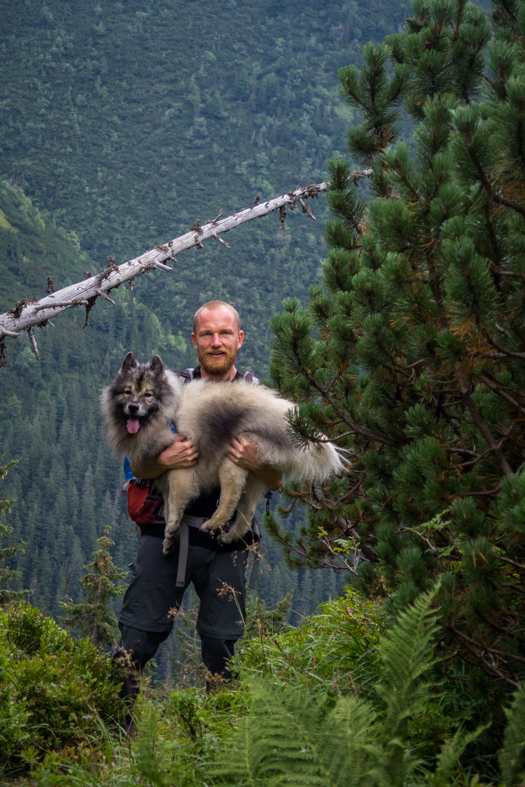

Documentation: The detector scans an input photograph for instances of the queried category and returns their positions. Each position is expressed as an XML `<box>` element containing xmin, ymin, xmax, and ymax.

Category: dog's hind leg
<box><xmin>200</xmin><ymin>459</ymin><xmax>247</xmax><ymax>535</ymax></box>
<box><xmin>219</xmin><ymin>477</ymin><xmax>265</xmax><ymax>544</ymax></box>
<box><xmin>163</xmin><ymin>468</ymin><xmax>199</xmax><ymax>555</ymax></box>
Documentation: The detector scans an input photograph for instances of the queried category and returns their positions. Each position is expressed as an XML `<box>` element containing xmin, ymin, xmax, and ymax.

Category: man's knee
<box><xmin>116</xmin><ymin>624</ymin><xmax>171</xmax><ymax>671</ymax></box>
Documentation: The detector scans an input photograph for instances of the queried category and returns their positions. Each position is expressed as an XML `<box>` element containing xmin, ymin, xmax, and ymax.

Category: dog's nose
<box><xmin>128</xmin><ymin>403</ymin><xmax>139</xmax><ymax>414</ymax></box>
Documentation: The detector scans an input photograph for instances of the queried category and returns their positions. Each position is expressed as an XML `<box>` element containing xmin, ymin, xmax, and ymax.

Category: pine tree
<box><xmin>0</xmin><ymin>456</ymin><xmax>27</xmax><ymax>605</ymax></box>
<box><xmin>61</xmin><ymin>527</ymin><xmax>126</xmax><ymax>646</ymax></box>
<box><xmin>269</xmin><ymin>0</ymin><xmax>525</xmax><ymax>688</ymax></box>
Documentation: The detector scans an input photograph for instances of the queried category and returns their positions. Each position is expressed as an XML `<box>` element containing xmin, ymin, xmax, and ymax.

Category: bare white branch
<box><xmin>0</xmin><ymin>172</ymin><xmax>371</xmax><ymax>363</ymax></box>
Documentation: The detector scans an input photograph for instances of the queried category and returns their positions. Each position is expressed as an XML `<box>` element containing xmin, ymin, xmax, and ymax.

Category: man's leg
<box><xmin>114</xmin><ymin>625</ymin><xmax>171</xmax><ymax>730</ymax></box>
<box><xmin>200</xmin><ymin>635</ymin><xmax>237</xmax><ymax>679</ymax></box>
<box><xmin>189</xmin><ymin>545</ymin><xmax>249</xmax><ymax>685</ymax></box>
<box><xmin>115</xmin><ymin>534</ymin><xmax>187</xmax><ymax>726</ymax></box>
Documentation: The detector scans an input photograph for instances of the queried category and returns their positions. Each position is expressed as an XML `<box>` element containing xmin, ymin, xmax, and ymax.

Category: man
<box><xmin>116</xmin><ymin>301</ymin><xmax>282</xmax><ymax>710</ymax></box>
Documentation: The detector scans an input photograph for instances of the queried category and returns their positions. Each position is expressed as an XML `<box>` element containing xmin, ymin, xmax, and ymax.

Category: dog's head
<box><xmin>110</xmin><ymin>352</ymin><xmax>168</xmax><ymax>435</ymax></box>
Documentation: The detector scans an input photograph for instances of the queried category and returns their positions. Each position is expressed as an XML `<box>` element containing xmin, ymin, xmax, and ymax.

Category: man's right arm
<box><xmin>130</xmin><ymin>435</ymin><xmax>199</xmax><ymax>479</ymax></box>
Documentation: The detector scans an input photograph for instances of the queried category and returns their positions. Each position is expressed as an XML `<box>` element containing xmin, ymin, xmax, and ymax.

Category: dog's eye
<box><xmin>123</xmin><ymin>388</ymin><xmax>132</xmax><ymax>395</ymax></box>
<box><xmin>144</xmin><ymin>392</ymin><xmax>153</xmax><ymax>398</ymax></box>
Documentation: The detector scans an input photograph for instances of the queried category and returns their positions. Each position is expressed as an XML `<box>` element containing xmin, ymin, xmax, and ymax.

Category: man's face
<box><xmin>191</xmin><ymin>307</ymin><xmax>244</xmax><ymax>376</ymax></box>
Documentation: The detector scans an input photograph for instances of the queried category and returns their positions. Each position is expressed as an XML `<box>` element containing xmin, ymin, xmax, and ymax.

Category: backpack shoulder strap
<box><xmin>176</xmin><ymin>368</ymin><xmax>196</xmax><ymax>384</ymax></box>
<box><xmin>243</xmin><ymin>371</ymin><xmax>261</xmax><ymax>385</ymax></box>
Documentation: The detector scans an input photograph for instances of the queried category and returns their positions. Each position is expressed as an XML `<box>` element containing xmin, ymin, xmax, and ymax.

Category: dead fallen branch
<box><xmin>0</xmin><ymin>171</ymin><xmax>371</xmax><ymax>365</ymax></box>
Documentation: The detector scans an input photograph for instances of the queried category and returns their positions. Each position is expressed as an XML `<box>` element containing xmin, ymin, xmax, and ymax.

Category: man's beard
<box><xmin>198</xmin><ymin>347</ymin><xmax>237</xmax><ymax>375</ymax></box>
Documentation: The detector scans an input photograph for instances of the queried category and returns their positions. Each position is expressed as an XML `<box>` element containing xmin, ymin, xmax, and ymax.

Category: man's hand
<box><xmin>227</xmin><ymin>436</ymin><xmax>283</xmax><ymax>491</ymax></box>
<box><xmin>158</xmin><ymin>435</ymin><xmax>199</xmax><ymax>470</ymax></box>
<box><xmin>131</xmin><ymin>435</ymin><xmax>199</xmax><ymax>479</ymax></box>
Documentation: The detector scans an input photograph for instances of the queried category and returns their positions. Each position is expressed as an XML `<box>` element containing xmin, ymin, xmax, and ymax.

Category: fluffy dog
<box><xmin>101</xmin><ymin>352</ymin><xmax>345</xmax><ymax>554</ymax></box>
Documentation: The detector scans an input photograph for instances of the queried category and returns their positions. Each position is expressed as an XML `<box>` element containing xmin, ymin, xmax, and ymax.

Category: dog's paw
<box><xmin>201</xmin><ymin>517</ymin><xmax>223</xmax><ymax>534</ymax></box>
<box><xmin>217</xmin><ymin>527</ymin><xmax>239</xmax><ymax>546</ymax></box>
<box><xmin>162</xmin><ymin>531</ymin><xmax>179</xmax><ymax>555</ymax></box>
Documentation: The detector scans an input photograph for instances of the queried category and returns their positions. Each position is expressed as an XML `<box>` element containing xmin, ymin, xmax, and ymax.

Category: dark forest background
<box><xmin>0</xmin><ymin>0</ymin><xmax>410</xmax><ymax>638</ymax></box>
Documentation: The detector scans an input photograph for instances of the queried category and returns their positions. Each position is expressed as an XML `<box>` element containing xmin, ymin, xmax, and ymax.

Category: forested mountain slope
<box><xmin>0</xmin><ymin>0</ymin><xmax>410</xmax><ymax>626</ymax></box>
<box><xmin>1</xmin><ymin>0</ymin><xmax>411</xmax><ymax>362</ymax></box>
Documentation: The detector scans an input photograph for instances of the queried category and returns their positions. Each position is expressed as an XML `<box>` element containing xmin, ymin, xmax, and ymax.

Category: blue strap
<box><xmin>123</xmin><ymin>457</ymin><xmax>135</xmax><ymax>480</ymax></box>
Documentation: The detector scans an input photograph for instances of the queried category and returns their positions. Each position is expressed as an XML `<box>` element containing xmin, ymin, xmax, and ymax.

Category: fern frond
<box><xmin>429</xmin><ymin>724</ymin><xmax>489</xmax><ymax>787</ymax></box>
<box><xmin>133</xmin><ymin>703</ymin><xmax>169</xmax><ymax>787</ymax></box>
<box><xmin>212</xmin><ymin>679</ymin><xmax>337</xmax><ymax>787</ymax></box>
<box><xmin>324</xmin><ymin>695</ymin><xmax>380</xmax><ymax>787</ymax></box>
<box><xmin>374</xmin><ymin>585</ymin><xmax>441</xmax><ymax>785</ymax></box>
<box><xmin>498</xmin><ymin>683</ymin><xmax>525</xmax><ymax>787</ymax></box>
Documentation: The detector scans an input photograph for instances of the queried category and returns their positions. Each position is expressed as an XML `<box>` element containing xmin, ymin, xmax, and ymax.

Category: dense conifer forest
<box><xmin>2</xmin><ymin>0</ymin><xmax>525</xmax><ymax>783</ymax></box>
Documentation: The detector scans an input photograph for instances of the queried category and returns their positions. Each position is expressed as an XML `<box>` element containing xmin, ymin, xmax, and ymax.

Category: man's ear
<box><xmin>150</xmin><ymin>354</ymin><xmax>164</xmax><ymax>376</ymax></box>
<box><xmin>121</xmin><ymin>352</ymin><xmax>136</xmax><ymax>372</ymax></box>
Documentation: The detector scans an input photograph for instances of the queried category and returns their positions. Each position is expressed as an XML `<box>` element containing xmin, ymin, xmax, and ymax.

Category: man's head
<box><xmin>191</xmin><ymin>301</ymin><xmax>244</xmax><ymax>377</ymax></box>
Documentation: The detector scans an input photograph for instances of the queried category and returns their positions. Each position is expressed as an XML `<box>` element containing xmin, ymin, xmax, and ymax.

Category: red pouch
<box><xmin>127</xmin><ymin>479</ymin><xmax>162</xmax><ymax>526</ymax></box>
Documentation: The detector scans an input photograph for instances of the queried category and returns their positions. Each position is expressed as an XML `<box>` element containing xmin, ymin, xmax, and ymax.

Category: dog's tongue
<box><xmin>127</xmin><ymin>417</ymin><xmax>140</xmax><ymax>435</ymax></box>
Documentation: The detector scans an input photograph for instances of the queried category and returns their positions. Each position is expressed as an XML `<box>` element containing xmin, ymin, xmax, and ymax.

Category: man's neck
<box><xmin>199</xmin><ymin>364</ymin><xmax>239</xmax><ymax>383</ymax></box>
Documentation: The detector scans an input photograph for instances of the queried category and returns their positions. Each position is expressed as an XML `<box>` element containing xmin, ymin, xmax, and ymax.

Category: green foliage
<box><xmin>0</xmin><ymin>602</ymin><xmax>121</xmax><ymax>776</ymax></box>
<box><xmin>269</xmin><ymin>0</ymin><xmax>525</xmax><ymax>695</ymax></box>
<box><xmin>212</xmin><ymin>588</ymin><xmax>487</xmax><ymax>787</ymax></box>
<box><xmin>499</xmin><ymin>683</ymin><xmax>525</xmax><ymax>787</ymax></box>
<box><xmin>240</xmin><ymin>588</ymin><xmax>384</xmax><ymax>697</ymax></box>
<box><xmin>61</xmin><ymin>527</ymin><xmax>126</xmax><ymax>646</ymax></box>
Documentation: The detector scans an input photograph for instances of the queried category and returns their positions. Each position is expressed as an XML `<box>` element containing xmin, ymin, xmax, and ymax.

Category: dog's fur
<box><xmin>101</xmin><ymin>352</ymin><xmax>345</xmax><ymax>554</ymax></box>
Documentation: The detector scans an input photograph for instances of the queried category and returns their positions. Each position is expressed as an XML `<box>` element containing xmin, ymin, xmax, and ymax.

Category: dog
<box><xmin>101</xmin><ymin>352</ymin><xmax>345</xmax><ymax>554</ymax></box>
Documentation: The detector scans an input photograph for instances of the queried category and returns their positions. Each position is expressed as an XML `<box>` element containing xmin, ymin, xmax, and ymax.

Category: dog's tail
<box><xmin>285</xmin><ymin>439</ymin><xmax>347</xmax><ymax>484</ymax></box>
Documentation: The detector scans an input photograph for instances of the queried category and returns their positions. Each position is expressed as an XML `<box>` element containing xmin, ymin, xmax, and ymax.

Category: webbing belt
<box><xmin>175</xmin><ymin>514</ymin><xmax>260</xmax><ymax>590</ymax></box>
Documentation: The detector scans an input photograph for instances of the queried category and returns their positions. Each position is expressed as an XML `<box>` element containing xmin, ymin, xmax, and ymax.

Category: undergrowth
<box><xmin>1</xmin><ymin>588</ymin><xmax>525</xmax><ymax>786</ymax></box>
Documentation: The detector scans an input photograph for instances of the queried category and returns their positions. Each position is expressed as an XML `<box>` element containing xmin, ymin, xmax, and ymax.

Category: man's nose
<box><xmin>211</xmin><ymin>333</ymin><xmax>222</xmax><ymax>346</ymax></box>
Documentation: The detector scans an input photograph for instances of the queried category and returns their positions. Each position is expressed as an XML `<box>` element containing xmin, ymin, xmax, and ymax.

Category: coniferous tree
<box><xmin>269</xmin><ymin>0</ymin><xmax>525</xmax><ymax>688</ymax></box>
<box><xmin>0</xmin><ymin>457</ymin><xmax>27</xmax><ymax>605</ymax></box>
<box><xmin>61</xmin><ymin>527</ymin><xmax>126</xmax><ymax>646</ymax></box>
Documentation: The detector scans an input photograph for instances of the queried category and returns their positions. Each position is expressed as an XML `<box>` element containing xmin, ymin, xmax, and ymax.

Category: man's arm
<box><xmin>227</xmin><ymin>436</ymin><xmax>283</xmax><ymax>491</ymax></box>
<box><xmin>130</xmin><ymin>435</ymin><xmax>199</xmax><ymax>479</ymax></box>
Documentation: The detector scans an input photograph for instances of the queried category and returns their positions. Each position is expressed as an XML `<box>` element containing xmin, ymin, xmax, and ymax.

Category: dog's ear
<box><xmin>150</xmin><ymin>354</ymin><xmax>164</xmax><ymax>376</ymax></box>
<box><xmin>120</xmin><ymin>352</ymin><xmax>137</xmax><ymax>372</ymax></box>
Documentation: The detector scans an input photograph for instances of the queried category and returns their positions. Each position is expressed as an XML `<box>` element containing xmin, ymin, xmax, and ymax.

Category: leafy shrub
<box><xmin>0</xmin><ymin>602</ymin><xmax>121</xmax><ymax>776</ymax></box>
<box><xmin>239</xmin><ymin>588</ymin><xmax>385</xmax><ymax>698</ymax></box>
<box><xmin>213</xmin><ymin>589</ymin><xmax>525</xmax><ymax>786</ymax></box>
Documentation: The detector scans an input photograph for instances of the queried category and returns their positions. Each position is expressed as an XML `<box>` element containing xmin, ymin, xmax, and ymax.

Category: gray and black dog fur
<box><xmin>101</xmin><ymin>352</ymin><xmax>345</xmax><ymax>555</ymax></box>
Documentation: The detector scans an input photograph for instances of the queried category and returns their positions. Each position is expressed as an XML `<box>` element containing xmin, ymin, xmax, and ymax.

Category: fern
<box><xmin>212</xmin><ymin>586</ymin><xmax>445</xmax><ymax>787</ymax></box>
<box><xmin>373</xmin><ymin>587</ymin><xmax>442</xmax><ymax>785</ymax></box>
<box><xmin>133</xmin><ymin>703</ymin><xmax>170</xmax><ymax>787</ymax></box>
<box><xmin>427</xmin><ymin>725</ymin><xmax>489</xmax><ymax>787</ymax></box>
<box><xmin>498</xmin><ymin>683</ymin><xmax>525</xmax><ymax>787</ymax></box>
<box><xmin>214</xmin><ymin>681</ymin><xmax>335</xmax><ymax>787</ymax></box>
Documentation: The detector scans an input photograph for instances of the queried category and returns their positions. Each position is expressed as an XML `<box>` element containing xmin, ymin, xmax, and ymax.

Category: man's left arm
<box><xmin>227</xmin><ymin>436</ymin><xmax>283</xmax><ymax>491</ymax></box>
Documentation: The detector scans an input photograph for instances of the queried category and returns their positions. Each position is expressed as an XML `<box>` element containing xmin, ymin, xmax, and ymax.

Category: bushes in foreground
<box><xmin>2</xmin><ymin>588</ymin><xmax>523</xmax><ymax>786</ymax></box>
<box><xmin>0</xmin><ymin>602</ymin><xmax>121</xmax><ymax>776</ymax></box>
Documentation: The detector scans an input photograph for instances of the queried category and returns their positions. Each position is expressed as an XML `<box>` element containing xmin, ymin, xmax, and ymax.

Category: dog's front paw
<box><xmin>162</xmin><ymin>530</ymin><xmax>179</xmax><ymax>555</ymax></box>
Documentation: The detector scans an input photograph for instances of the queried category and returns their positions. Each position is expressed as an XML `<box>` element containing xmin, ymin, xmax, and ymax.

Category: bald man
<box><xmin>115</xmin><ymin>302</ymin><xmax>282</xmax><ymax>719</ymax></box>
